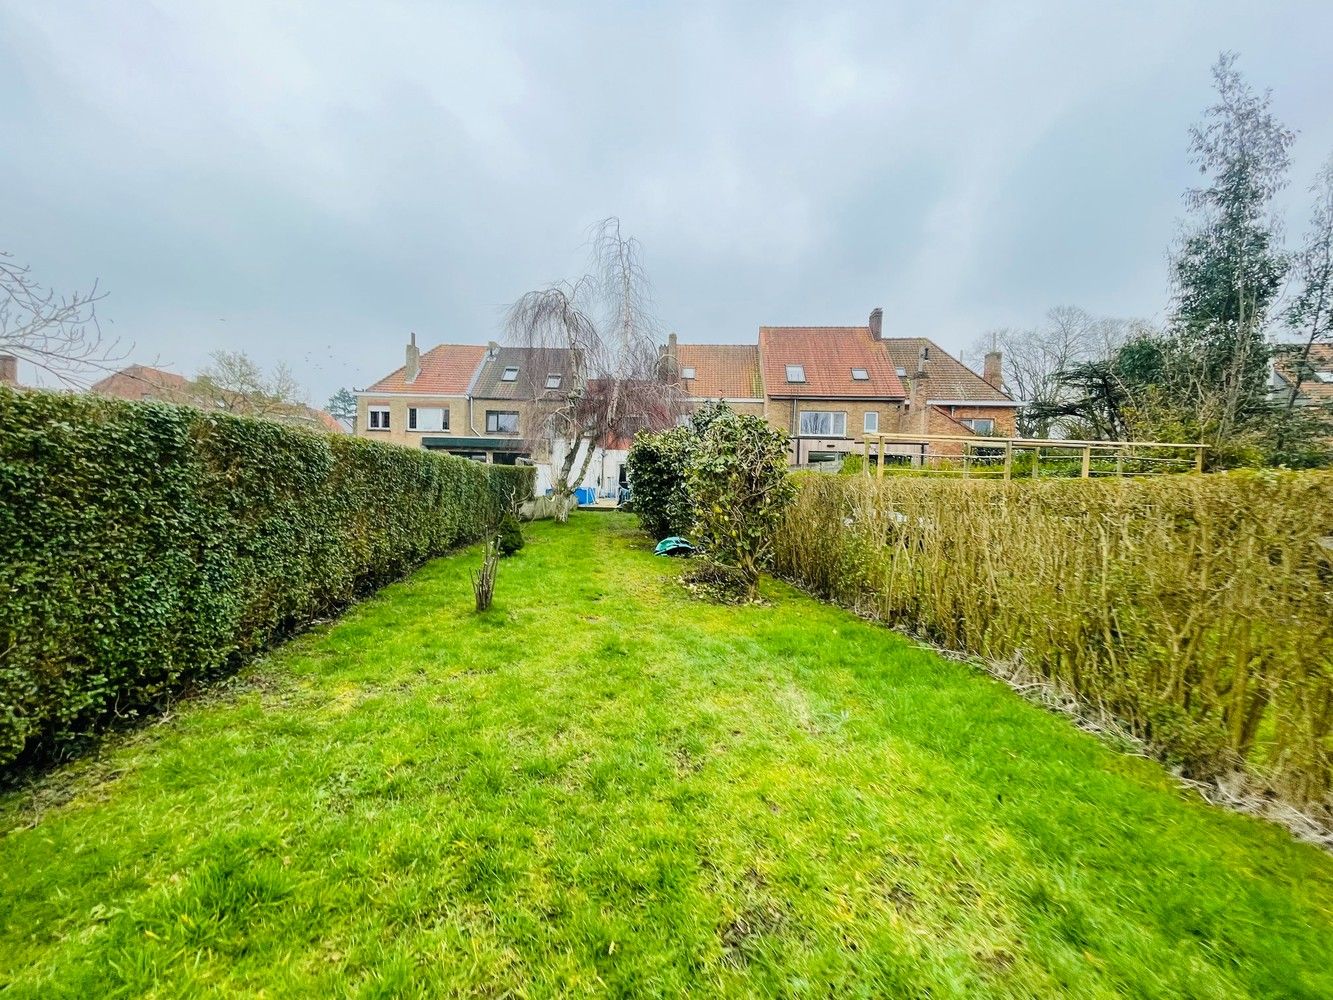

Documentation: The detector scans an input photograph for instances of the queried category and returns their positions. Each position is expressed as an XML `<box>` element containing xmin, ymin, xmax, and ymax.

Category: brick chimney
<box><xmin>405</xmin><ymin>332</ymin><xmax>420</xmax><ymax>383</ymax></box>
<box><xmin>983</xmin><ymin>350</ymin><xmax>1003</xmax><ymax>390</ymax></box>
<box><xmin>868</xmin><ymin>307</ymin><xmax>883</xmax><ymax>340</ymax></box>
<box><xmin>910</xmin><ymin>345</ymin><xmax>930</xmax><ymax>433</ymax></box>
<box><xmin>657</xmin><ymin>331</ymin><xmax>680</xmax><ymax>381</ymax></box>
<box><xmin>0</xmin><ymin>354</ymin><xmax>16</xmax><ymax>387</ymax></box>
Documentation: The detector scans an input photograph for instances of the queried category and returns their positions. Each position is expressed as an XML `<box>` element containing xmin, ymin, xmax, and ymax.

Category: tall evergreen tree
<box><xmin>1168</xmin><ymin>52</ymin><xmax>1295</xmax><ymax>439</ymax></box>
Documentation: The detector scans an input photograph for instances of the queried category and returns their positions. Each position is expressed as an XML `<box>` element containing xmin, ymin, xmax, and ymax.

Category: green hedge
<box><xmin>0</xmin><ymin>387</ymin><xmax>506</xmax><ymax>768</ymax></box>
<box><xmin>485</xmin><ymin>464</ymin><xmax>536</xmax><ymax>513</ymax></box>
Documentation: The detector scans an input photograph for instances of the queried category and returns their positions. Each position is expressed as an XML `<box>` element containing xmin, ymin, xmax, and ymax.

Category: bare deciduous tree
<box><xmin>1283</xmin><ymin>154</ymin><xmax>1333</xmax><ymax>410</ymax></box>
<box><xmin>195</xmin><ymin>350</ymin><xmax>306</xmax><ymax>418</ymax></box>
<box><xmin>0</xmin><ymin>251</ymin><xmax>121</xmax><ymax>385</ymax></box>
<box><xmin>969</xmin><ymin>307</ymin><xmax>1135</xmax><ymax>437</ymax></box>
<box><xmin>505</xmin><ymin>219</ymin><xmax>686</xmax><ymax>517</ymax></box>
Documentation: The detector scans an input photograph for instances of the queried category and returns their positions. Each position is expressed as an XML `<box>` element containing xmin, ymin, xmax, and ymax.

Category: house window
<box><xmin>864</xmin><ymin>411</ymin><xmax>879</xmax><ymax>434</ymax></box>
<box><xmin>961</xmin><ymin>417</ymin><xmax>996</xmax><ymax>435</ymax></box>
<box><xmin>408</xmin><ymin>407</ymin><xmax>448</xmax><ymax>432</ymax></box>
<box><xmin>501</xmin><ymin>366</ymin><xmax>519</xmax><ymax>382</ymax></box>
<box><xmin>1315</xmin><ymin>371</ymin><xmax>1333</xmax><ymax>383</ymax></box>
<box><xmin>798</xmin><ymin>411</ymin><xmax>846</xmax><ymax>437</ymax></box>
<box><xmin>785</xmin><ymin>364</ymin><xmax>806</xmax><ymax>383</ymax></box>
<box><xmin>545</xmin><ymin>373</ymin><xmax>562</xmax><ymax>389</ymax></box>
<box><xmin>486</xmin><ymin>410</ymin><xmax>520</xmax><ymax>434</ymax></box>
<box><xmin>895</xmin><ymin>367</ymin><xmax>907</xmax><ymax>378</ymax></box>
<box><xmin>368</xmin><ymin>405</ymin><xmax>390</xmax><ymax>430</ymax></box>
<box><xmin>851</xmin><ymin>368</ymin><xmax>869</xmax><ymax>381</ymax></box>
<box><xmin>681</xmin><ymin>366</ymin><xmax>696</xmax><ymax>380</ymax></box>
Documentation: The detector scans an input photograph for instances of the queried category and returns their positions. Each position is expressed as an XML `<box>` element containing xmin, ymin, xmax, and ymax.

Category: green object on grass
<box><xmin>654</xmin><ymin>535</ymin><xmax>695</xmax><ymax>556</ymax></box>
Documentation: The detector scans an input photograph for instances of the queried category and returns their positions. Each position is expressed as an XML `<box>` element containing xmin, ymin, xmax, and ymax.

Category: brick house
<box><xmin>758</xmin><ymin>316</ymin><xmax>908</xmax><ymax>467</ymax></box>
<box><xmin>670</xmin><ymin>308</ymin><xmax>1019</xmax><ymax>466</ymax></box>
<box><xmin>1270</xmin><ymin>343</ymin><xmax>1333</xmax><ymax>409</ymax></box>
<box><xmin>665</xmin><ymin>338</ymin><xmax>765</xmax><ymax>418</ymax></box>
<box><xmin>356</xmin><ymin>336</ymin><xmax>616</xmax><ymax>496</ymax></box>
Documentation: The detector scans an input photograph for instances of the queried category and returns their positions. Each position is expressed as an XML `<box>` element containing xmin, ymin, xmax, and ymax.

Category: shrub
<box><xmin>626</xmin><ymin>425</ymin><xmax>695</xmax><ymax>540</ymax></box>
<box><xmin>497</xmin><ymin>513</ymin><xmax>525</xmax><ymax>556</ymax></box>
<box><xmin>837</xmin><ymin>453</ymin><xmax>864</xmax><ymax>475</ymax></box>
<box><xmin>773</xmin><ymin>471</ymin><xmax>1333</xmax><ymax>810</ymax></box>
<box><xmin>687</xmin><ymin>407</ymin><xmax>795</xmax><ymax>597</ymax></box>
<box><xmin>0</xmin><ymin>387</ymin><xmax>503</xmax><ymax>768</ymax></box>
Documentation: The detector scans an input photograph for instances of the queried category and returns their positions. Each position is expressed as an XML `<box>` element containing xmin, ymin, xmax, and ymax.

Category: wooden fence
<box><xmin>861</xmin><ymin>433</ymin><xmax>1206</xmax><ymax>479</ymax></box>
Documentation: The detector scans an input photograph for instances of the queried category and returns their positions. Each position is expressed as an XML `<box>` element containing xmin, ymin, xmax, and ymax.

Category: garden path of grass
<box><xmin>2</xmin><ymin>513</ymin><xmax>1331</xmax><ymax>998</ymax></box>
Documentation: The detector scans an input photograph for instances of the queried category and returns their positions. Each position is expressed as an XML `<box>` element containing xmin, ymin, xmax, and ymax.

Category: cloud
<box><xmin>2</xmin><ymin>1</ymin><xmax>1331</xmax><ymax>403</ymax></box>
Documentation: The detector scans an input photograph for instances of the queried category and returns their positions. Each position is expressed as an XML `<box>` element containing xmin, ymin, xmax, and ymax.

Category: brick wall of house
<box><xmin>357</xmin><ymin>396</ymin><xmax>472</xmax><ymax>448</ymax></box>
<box><xmin>762</xmin><ymin>398</ymin><xmax>905</xmax><ymax>463</ymax></box>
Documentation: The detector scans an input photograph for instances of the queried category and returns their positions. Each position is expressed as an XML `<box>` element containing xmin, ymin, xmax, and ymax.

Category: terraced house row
<box><xmin>356</xmin><ymin>309</ymin><xmax>1019</xmax><ymax>491</ymax></box>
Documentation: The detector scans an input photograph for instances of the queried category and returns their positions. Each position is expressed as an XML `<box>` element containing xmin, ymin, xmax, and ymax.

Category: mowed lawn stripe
<box><xmin>1</xmin><ymin>513</ymin><xmax>1330</xmax><ymax>998</ymax></box>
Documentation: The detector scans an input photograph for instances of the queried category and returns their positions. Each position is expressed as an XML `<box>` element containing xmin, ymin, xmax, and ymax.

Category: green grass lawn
<box><xmin>2</xmin><ymin>513</ymin><xmax>1330</xmax><ymax>998</ymax></box>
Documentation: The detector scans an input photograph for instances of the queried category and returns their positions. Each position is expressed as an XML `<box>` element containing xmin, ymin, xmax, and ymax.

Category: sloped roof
<box><xmin>364</xmin><ymin>344</ymin><xmax>488</xmax><ymax>395</ymax></box>
<box><xmin>676</xmin><ymin>344</ymin><xmax>762</xmax><ymax>399</ymax></box>
<box><xmin>883</xmin><ymin>338</ymin><xmax>1014</xmax><ymax>403</ymax></box>
<box><xmin>758</xmin><ymin>327</ymin><xmax>905</xmax><ymax>399</ymax></box>
<box><xmin>1273</xmin><ymin>343</ymin><xmax>1333</xmax><ymax>403</ymax></box>
<box><xmin>471</xmin><ymin>345</ymin><xmax>580</xmax><ymax>400</ymax></box>
<box><xmin>90</xmin><ymin>364</ymin><xmax>193</xmax><ymax>402</ymax></box>
<box><xmin>92</xmin><ymin>365</ymin><xmax>345</xmax><ymax>434</ymax></box>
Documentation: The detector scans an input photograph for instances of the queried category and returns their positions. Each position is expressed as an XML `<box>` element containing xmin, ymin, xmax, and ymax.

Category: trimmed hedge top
<box><xmin>0</xmin><ymin>387</ymin><xmax>520</xmax><ymax>768</ymax></box>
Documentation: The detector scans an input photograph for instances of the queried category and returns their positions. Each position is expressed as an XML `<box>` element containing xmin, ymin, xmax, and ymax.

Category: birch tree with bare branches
<box><xmin>505</xmin><ymin>219</ymin><xmax>686</xmax><ymax>518</ymax></box>
<box><xmin>0</xmin><ymin>251</ymin><xmax>121</xmax><ymax>386</ymax></box>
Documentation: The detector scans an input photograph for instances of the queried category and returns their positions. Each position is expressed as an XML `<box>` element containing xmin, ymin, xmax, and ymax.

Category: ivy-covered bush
<box><xmin>625</xmin><ymin>425</ymin><xmax>695</xmax><ymax>540</ymax></box>
<box><xmin>625</xmin><ymin>402</ymin><xmax>733</xmax><ymax>540</ymax></box>
<box><xmin>0</xmin><ymin>387</ymin><xmax>504</xmax><ymax>768</ymax></box>
<box><xmin>686</xmin><ymin>407</ymin><xmax>795</xmax><ymax>597</ymax></box>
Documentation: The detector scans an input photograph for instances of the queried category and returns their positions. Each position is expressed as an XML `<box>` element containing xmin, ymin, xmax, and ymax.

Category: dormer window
<box><xmin>1316</xmin><ymin>371</ymin><xmax>1333</xmax><ymax>383</ymax></box>
<box><xmin>895</xmin><ymin>367</ymin><xmax>907</xmax><ymax>378</ymax></box>
<box><xmin>545</xmin><ymin>373</ymin><xmax>562</xmax><ymax>389</ymax></box>
<box><xmin>785</xmin><ymin>365</ymin><xmax>806</xmax><ymax>383</ymax></box>
<box><xmin>681</xmin><ymin>366</ymin><xmax>696</xmax><ymax>380</ymax></box>
<box><xmin>501</xmin><ymin>366</ymin><xmax>519</xmax><ymax>382</ymax></box>
<box><xmin>851</xmin><ymin>368</ymin><xmax>869</xmax><ymax>381</ymax></box>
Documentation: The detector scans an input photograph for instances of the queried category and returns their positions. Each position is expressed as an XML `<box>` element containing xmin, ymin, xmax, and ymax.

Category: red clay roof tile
<box><xmin>758</xmin><ymin>327</ymin><xmax>905</xmax><ymax>398</ymax></box>
<box><xmin>364</xmin><ymin>344</ymin><xmax>488</xmax><ymax>395</ymax></box>
<box><xmin>676</xmin><ymin>344</ymin><xmax>762</xmax><ymax>399</ymax></box>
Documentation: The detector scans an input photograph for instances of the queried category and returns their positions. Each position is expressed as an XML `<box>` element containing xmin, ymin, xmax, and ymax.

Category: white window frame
<box><xmin>681</xmin><ymin>366</ymin><xmax>696</xmax><ymax>380</ymax></box>
<box><xmin>501</xmin><ymin>366</ymin><xmax>519</xmax><ymax>382</ymax></box>
<box><xmin>851</xmin><ymin>368</ymin><xmax>869</xmax><ymax>381</ymax></box>
<box><xmin>798</xmin><ymin>410</ymin><xmax>846</xmax><ymax>437</ymax></box>
<box><xmin>545</xmin><ymin>373</ymin><xmax>562</xmax><ymax>389</ymax></box>
<box><xmin>785</xmin><ymin>364</ymin><xmax>806</xmax><ymax>383</ymax></box>
<box><xmin>863</xmin><ymin>411</ymin><xmax>879</xmax><ymax>434</ymax></box>
<box><xmin>408</xmin><ymin>406</ymin><xmax>448</xmax><ymax>432</ymax></box>
<box><xmin>962</xmin><ymin>417</ymin><xmax>996</xmax><ymax>435</ymax></box>
<box><xmin>368</xmin><ymin>405</ymin><xmax>390</xmax><ymax>430</ymax></box>
<box><xmin>486</xmin><ymin>410</ymin><xmax>520</xmax><ymax>434</ymax></box>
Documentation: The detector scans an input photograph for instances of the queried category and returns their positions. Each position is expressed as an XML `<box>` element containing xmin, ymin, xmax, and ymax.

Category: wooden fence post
<box><xmin>1003</xmin><ymin>440</ymin><xmax>1013</xmax><ymax>481</ymax></box>
<box><xmin>1081</xmin><ymin>445</ymin><xmax>1092</xmax><ymax>479</ymax></box>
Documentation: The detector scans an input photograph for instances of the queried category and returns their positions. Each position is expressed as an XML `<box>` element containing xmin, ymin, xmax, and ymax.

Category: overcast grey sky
<box><xmin>4</xmin><ymin>2</ymin><xmax>1332</xmax><ymax>405</ymax></box>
